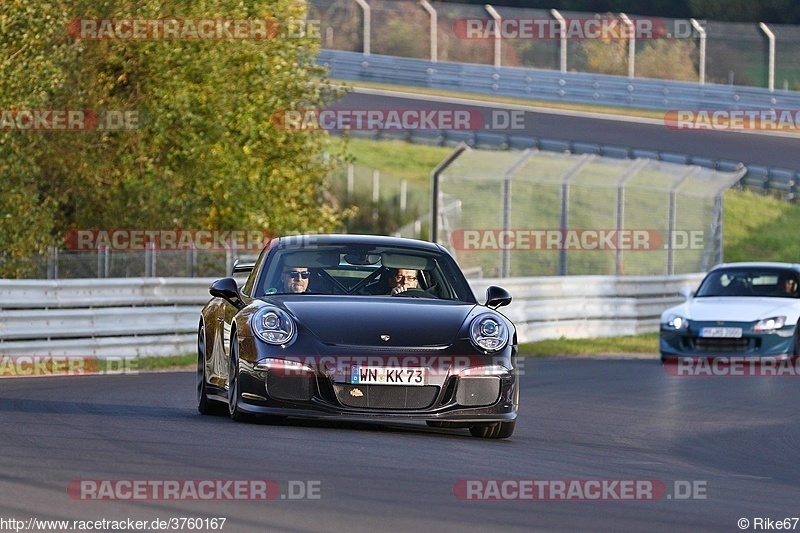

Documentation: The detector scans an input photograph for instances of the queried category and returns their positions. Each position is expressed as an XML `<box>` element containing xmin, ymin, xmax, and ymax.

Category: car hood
<box><xmin>664</xmin><ymin>297</ymin><xmax>799</xmax><ymax>322</ymax></box>
<box><xmin>270</xmin><ymin>296</ymin><xmax>477</xmax><ymax>347</ymax></box>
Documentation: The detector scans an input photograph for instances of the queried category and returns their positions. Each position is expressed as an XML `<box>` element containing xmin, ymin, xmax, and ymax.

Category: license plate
<box><xmin>700</xmin><ymin>327</ymin><xmax>742</xmax><ymax>338</ymax></box>
<box><xmin>350</xmin><ymin>366</ymin><xmax>427</xmax><ymax>386</ymax></box>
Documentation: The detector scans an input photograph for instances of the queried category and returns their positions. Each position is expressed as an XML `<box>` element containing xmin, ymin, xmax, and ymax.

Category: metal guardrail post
<box><xmin>354</xmin><ymin>0</ymin><xmax>370</xmax><ymax>56</ymax></box>
<box><xmin>550</xmin><ymin>9</ymin><xmax>567</xmax><ymax>73</ymax></box>
<box><xmin>759</xmin><ymin>22</ymin><xmax>775</xmax><ymax>92</ymax></box>
<box><xmin>420</xmin><ymin>0</ymin><xmax>438</xmax><ymax>63</ymax></box>
<box><xmin>620</xmin><ymin>13</ymin><xmax>635</xmax><ymax>79</ymax></box>
<box><xmin>485</xmin><ymin>4</ymin><xmax>501</xmax><ymax>68</ymax></box>
<box><xmin>691</xmin><ymin>19</ymin><xmax>706</xmax><ymax>85</ymax></box>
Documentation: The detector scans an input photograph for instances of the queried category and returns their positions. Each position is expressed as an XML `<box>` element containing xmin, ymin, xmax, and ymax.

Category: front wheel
<box><xmin>469</xmin><ymin>420</ymin><xmax>515</xmax><ymax>439</ymax></box>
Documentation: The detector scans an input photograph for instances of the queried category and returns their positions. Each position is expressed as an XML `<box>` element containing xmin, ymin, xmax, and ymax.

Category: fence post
<box><xmin>500</xmin><ymin>150</ymin><xmax>533</xmax><ymax>278</ymax></box>
<box><xmin>430</xmin><ymin>143</ymin><xmax>469</xmax><ymax>244</ymax></box>
<box><xmin>667</xmin><ymin>168</ymin><xmax>696</xmax><ymax>276</ymax></box>
<box><xmin>620</xmin><ymin>13</ymin><xmax>635</xmax><ymax>78</ymax></box>
<box><xmin>759</xmin><ymin>22</ymin><xmax>775</xmax><ymax>91</ymax></box>
<box><xmin>485</xmin><ymin>4</ymin><xmax>502</xmax><ymax>68</ymax></box>
<box><xmin>400</xmin><ymin>179</ymin><xmax>407</xmax><ymax>213</ymax></box>
<box><xmin>47</xmin><ymin>246</ymin><xmax>59</xmax><ymax>280</ymax></box>
<box><xmin>372</xmin><ymin>169</ymin><xmax>380</xmax><ymax>223</ymax></box>
<box><xmin>347</xmin><ymin>164</ymin><xmax>354</xmax><ymax>199</ymax></box>
<box><xmin>691</xmin><ymin>19</ymin><xmax>706</xmax><ymax>85</ymax></box>
<box><xmin>354</xmin><ymin>0</ymin><xmax>370</xmax><ymax>56</ymax></box>
<box><xmin>97</xmin><ymin>246</ymin><xmax>109</xmax><ymax>278</ymax></box>
<box><xmin>551</xmin><ymin>9</ymin><xmax>567</xmax><ymax>72</ymax></box>
<box><xmin>420</xmin><ymin>0</ymin><xmax>438</xmax><ymax>63</ymax></box>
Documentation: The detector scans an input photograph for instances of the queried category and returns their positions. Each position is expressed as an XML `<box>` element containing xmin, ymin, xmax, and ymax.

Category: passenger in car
<box><xmin>388</xmin><ymin>268</ymin><xmax>419</xmax><ymax>295</ymax></box>
<box><xmin>779</xmin><ymin>273</ymin><xmax>798</xmax><ymax>297</ymax></box>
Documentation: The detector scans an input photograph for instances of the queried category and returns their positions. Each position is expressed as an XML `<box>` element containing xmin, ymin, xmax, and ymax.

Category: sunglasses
<box><xmin>284</xmin><ymin>270</ymin><xmax>310</xmax><ymax>280</ymax></box>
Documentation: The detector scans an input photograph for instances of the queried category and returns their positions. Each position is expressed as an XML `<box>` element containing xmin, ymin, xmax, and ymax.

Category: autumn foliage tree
<box><xmin>0</xmin><ymin>0</ymin><xmax>347</xmax><ymax>277</ymax></box>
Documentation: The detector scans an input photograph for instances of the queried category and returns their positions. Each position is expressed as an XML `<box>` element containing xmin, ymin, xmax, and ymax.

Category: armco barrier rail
<box><xmin>319</xmin><ymin>50</ymin><xmax>800</xmax><ymax>112</ymax></box>
<box><xmin>321</xmin><ymin>49</ymin><xmax>800</xmax><ymax>197</ymax></box>
<box><xmin>0</xmin><ymin>274</ymin><xmax>704</xmax><ymax>357</ymax></box>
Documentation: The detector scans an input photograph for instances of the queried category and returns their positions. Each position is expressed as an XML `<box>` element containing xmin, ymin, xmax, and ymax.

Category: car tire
<box><xmin>227</xmin><ymin>330</ymin><xmax>254</xmax><ymax>423</ymax></box>
<box><xmin>197</xmin><ymin>324</ymin><xmax>225</xmax><ymax>415</ymax></box>
<box><xmin>469</xmin><ymin>420</ymin><xmax>515</xmax><ymax>439</ymax></box>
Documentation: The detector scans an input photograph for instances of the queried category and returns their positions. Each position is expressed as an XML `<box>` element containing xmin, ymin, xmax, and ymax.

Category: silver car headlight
<box><xmin>753</xmin><ymin>316</ymin><xmax>786</xmax><ymax>332</ymax></box>
<box><xmin>470</xmin><ymin>314</ymin><xmax>508</xmax><ymax>353</ymax></box>
<box><xmin>251</xmin><ymin>307</ymin><xmax>296</xmax><ymax>346</ymax></box>
<box><xmin>663</xmin><ymin>314</ymin><xmax>689</xmax><ymax>330</ymax></box>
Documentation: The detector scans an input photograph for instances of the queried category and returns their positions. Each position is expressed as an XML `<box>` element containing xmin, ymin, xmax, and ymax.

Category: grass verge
<box><xmin>518</xmin><ymin>333</ymin><xmax>659</xmax><ymax>358</ymax></box>
<box><xmin>133</xmin><ymin>354</ymin><xmax>195</xmax><ymax>372</ymax></box>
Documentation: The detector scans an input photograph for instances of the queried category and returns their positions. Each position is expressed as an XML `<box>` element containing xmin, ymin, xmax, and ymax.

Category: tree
<box><xmin>0</xmin><ymin>0</ymin><xmax>346</xmax><ymax>277</ymax></box>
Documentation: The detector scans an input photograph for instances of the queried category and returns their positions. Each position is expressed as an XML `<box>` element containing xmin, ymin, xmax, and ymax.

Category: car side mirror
<box><xmin>679</xmin><ymin>287</ymin><xmax>693</xmax><ymax>300</ymax></box>
<box><xmin>485</xmin><ymin>286</ymin><xmax>512</xmax><ymax>309</ymax></box>
<box><xmin>210</xmin><ymin>277</ymin><xmax>245</xmax><ymax>310</ymax></box>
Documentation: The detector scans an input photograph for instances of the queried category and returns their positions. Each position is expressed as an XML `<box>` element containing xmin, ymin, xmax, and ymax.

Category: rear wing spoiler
<box><xmin>231</xmin><ymin>260</ymin><xmax>255</xmax><ymax>275</ymax></box>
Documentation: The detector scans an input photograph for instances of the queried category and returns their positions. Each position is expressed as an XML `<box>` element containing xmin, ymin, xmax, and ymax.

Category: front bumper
<box><xmin>659</xmin><ymin>321</ymin><xmax>797</xmax><ymax>359</ymax></box>
<box><xmin>234</xmin><ymin>337</ymin><xmax>518</xmax><ymax>423</ymax></box>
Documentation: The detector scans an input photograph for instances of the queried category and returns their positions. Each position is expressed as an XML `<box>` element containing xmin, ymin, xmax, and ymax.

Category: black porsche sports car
<box><xmin>197</xmin><ymin>234</ymin><xmax>519</xmax><ymax>438</ymax></box>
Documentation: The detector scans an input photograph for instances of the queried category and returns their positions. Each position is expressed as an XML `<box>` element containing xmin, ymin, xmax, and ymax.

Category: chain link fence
<box><xmin>308</xmin><ymin>0</ymin><xmax>800</xmax><ymax>90</ymax></box>
<box><xmin>431</xmin><ymin>146</ymin><xmax>746</xmax><ymax>277</ymax></box>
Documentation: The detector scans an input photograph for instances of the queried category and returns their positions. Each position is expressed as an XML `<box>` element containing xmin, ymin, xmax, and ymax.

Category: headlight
<box><xmin>753</xmin><ymin>316</ymin><xmax>786</xmax><ymax>332</ymax></box>
<box><xmin>664</xmin><ymin>314</ymin><xmax>689</xmax><ymax>330</ymax></box>
<box><xmin>470</xmin><ymin>314</ymin><xmax>508</xmax><ymax>352</ymax></box>
<box><xmin>251</xmin><ymin>307</ymin><xmax>296</xmax><ymax>346</ymax></box>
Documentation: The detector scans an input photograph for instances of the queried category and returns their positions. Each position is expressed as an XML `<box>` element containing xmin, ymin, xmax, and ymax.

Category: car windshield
<box><xmin>695</xmin><ymin>268</ymin><xmax>799</xmax><ymax>298</ymax></box>
<box><xmin>254</xmin><ymin>244</ymin><xmax>476</xmax><ymax>302</ymax></box>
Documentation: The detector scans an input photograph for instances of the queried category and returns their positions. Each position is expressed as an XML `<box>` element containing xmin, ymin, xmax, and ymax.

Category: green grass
<box><xmin>518</xmin><ymin>334</ymin><xmax>659</xmax><ymax>357</ymax></box>
<box><xmin>343</xmin><ymin>138</ymin><xmax>454</xmax><ymax>187</ymax></box>
<box><xmin>723</xmin><ymin>189</ymin><xmax>800</xmax><ymax>262</ymax></box>
<box><xmin>133</xmin><ymin>354</ymin><xmax>195</xmax><ymax>372</ymax></box>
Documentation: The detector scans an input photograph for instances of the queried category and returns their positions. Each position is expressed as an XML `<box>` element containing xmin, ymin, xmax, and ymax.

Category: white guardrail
<box><xmin>0</xmin><ymin>274</ymin><xmax>705</xmax><ymax>357</ymax></box>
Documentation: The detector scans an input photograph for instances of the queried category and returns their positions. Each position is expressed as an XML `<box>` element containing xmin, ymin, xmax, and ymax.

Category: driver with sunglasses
<box><xmin>281</xmin><ymin>267</ymin><xmax>311</xmax><ymax>293</ymax></box>
<box><xmin>389</xmin><ymin>268</ymin><xmax>419</xmax><ymax>295</ymax></box>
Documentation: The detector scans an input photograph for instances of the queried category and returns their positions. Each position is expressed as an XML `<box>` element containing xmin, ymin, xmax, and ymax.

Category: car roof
<box><xmin>269</xmin><ymin>234</ymin><xmax>446</xmax><ymax>253</ymax></box>
<box><xmin>711</xmin><ymin>262</ymin><xmax>800</xmax><ymax>271</ymax></box>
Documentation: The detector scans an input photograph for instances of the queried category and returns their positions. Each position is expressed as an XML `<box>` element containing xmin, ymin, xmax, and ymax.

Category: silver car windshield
<box><xmin>695</xmin><ymin>269</ymin><xmax>799</xmax><ymax>298</ymax></box>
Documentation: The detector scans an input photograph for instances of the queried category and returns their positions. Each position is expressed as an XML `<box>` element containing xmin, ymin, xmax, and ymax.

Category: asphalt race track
<box><xmin>335</xmin><ymin>91</ymin><xmax>800</xmax><ymax>171</ymax></box>
<box><xmin>2</xmin><ymin>360</ymin><xmax>799</xmax><ymax>532</ymax></box>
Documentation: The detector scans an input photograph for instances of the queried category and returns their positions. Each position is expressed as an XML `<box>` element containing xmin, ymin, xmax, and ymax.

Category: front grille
<box><xmin>693</xmin><ymin>338</ymin><xmax>749</xmax><ymax>353</ymax></box>
<box><xmin>456</xmin><ymin>377</ymin><xmax>501</xmax><ymax>407</ymax></box>
<box><xmin>266</xmin><ymin>373</ymin><xmax>315</xmax><ymax>401</ymax></box>
<box><xmin>333</xmin><ymin>384</ymin><xmax>439</xmax><ymax>409</ymax></box>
